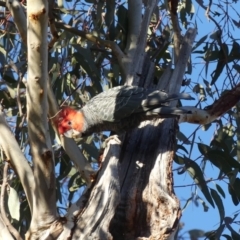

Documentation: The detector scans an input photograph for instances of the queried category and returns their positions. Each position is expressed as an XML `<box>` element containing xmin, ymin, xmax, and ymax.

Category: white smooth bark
<box><xmin>27</xmin><ymin>1</ymin><xmax>57</xmax><ymax>236</ymax></box>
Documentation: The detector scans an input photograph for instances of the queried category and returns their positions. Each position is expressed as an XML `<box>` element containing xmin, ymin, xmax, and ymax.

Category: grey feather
<box><xmin>79</xmin><ymin>86</ymin><xmax>194</xmax><ymax>136</ymax></box>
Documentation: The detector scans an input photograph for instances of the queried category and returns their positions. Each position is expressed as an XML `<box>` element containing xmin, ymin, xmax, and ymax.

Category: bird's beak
<box><xmin>64</xmin><ymin>129</ymin><xmax>82</xmax><ymax>138</ymax></box>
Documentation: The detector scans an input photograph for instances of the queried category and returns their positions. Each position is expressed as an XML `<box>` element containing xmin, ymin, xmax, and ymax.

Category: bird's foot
<box><xmin>104</xmin><ymin>134</ymin><xmax>122</xmax><ymax>146</ymax></box>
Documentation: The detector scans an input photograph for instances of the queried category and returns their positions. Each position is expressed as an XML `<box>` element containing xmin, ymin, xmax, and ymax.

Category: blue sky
<box><xmin>174</xmin><ymin>1</ymin><xmax>240</xmax><ymax>237</ymax></box>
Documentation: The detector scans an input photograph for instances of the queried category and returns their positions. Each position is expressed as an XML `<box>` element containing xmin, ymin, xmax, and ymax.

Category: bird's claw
<box><xmin>104</xmin><ymin>135</ymin><xmax>122</xmax><ymax>146</ymax></box>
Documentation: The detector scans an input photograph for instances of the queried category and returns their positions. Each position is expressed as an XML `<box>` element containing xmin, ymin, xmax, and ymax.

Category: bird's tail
<box><xmin>144</xmin><ymin>92</ymin><xmax>194</xmax><ymax>107</ymax></box>
<box><xmin>165</xmin><ymin>93</ymin><xmax>195</xmax><ymax>102</ymax></box>
<box><xmin>146</xmin><ymin>106</ymin><xmax>192</xmax><ymax>117</ymax></box>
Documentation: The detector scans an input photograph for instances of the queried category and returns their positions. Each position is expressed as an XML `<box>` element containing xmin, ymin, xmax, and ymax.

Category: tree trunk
<box><xmin>68</xmin><ymin>25</ymin><xmax>196</xmax><ymax>239</ymax></box>
<box><xmin>71</xmin><ymin>56</ymin><xmax>180</xmax><ymax>239</ymax></box>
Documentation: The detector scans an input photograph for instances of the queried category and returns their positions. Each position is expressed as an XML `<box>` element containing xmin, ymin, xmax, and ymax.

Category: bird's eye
<box><xmin>67</xmin><ymin>121</ymin><xmax>72</xmax><ymax>126</ymax></box>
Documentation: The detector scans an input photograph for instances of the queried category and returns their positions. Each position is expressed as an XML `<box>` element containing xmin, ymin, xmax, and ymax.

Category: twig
<box><xmin>174</xmin><ymin>176</ymin><xmax>227</xmax><ymax>188</ymax></box>
<box><xmin>6</xmin><ymin>0</ymin><xmax>27</xmax><ymax>45</ymax></box>
<box><xmin>48</xmin><ymin>78</ymin><xmax>86</xmax><ymax>120</ymax></box>
<box><xmin>48</xmin><ymin>0</ymin><xmax>59</xmax><ymax>49</ymax></box>
<box><xmin>0</xmin><ymin>163</ymin><xmax>22</xmax><ymax>240</ymax></box>
<box><xmin>168</xmin><ymin>0</ymin><xmax>183</xmax><ymax>63</ymax></box>
<box><xmin>0</xmin><ymin>113</ymin><xmax>34</xmax><ymax>212</ymax></box>
<box><xmin>55</xmin><ymin>21</ymin><xmax>125</xmax><ymax>73</ymax></box>
<box><xmin>17</xmin><ymin>73</ymin><xmax>23</xmax><ymax>117</ymax></box>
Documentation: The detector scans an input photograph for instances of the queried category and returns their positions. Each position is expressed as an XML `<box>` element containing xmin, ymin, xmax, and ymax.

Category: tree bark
<box><xmin>71</xmin><ymin>64</ymin><xmax>179</xmax><ymax>240</ymax></box>
<box><xmin>69</xmin><ymin>25</ymin><xmax>196</xmax><ymax>239</ymax></box>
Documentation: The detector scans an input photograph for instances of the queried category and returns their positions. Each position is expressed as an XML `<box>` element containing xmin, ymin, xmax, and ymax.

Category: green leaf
<box><xmin>209</xmin><ymin>30</ymin><xmax>221</xmax><ymax>40</ymax></box>
<box><xmin>176</xmin><ymin>144</ymin><xmax>189</xmax><ymax>154</ymax></box>
<box><xmin>204</xmin><ymin>230</ymin><xmax>217</xmax><ymax>240</ymax></box>
<box><xmin>228</xmin><ymin>183</ymin><xmax>240</xmax><ymax>206</ymax></box>
<box><xmin>204</xmin><ymin>50</ymin><xmax>220</xmax><ymax>62</ymax></box>
<box><xmin>198</xmin><ymin>143</ymin><xmax>235</xmax><ymax>177</ymax></box>
<box><xmin>233</xmin><ymin>64</ymin><xmax>240</xmax><ymax>73</ymax></box>
<box><xmin>211</xmin><ymin>44</ymin><xmax>228</xmax><ymax>85</ymax></box>
<box><xmin>229</xmin><ymin>41</ymin><xmax>240</xmax><ymax>62</ymax></box>
<box><xmin>215</xmin><ymin>184</ymin><xmax>225</xmax><ymax>198</ymax></box>
<box><xmin>177</xmin><ymin>131</ymin><xmax>191</xmax><ymax>144</ymax></box>
<box><xmin>184</xmin><ymin>157</ymin><xmax>215</xmax><ymax>207</ymax></box>
<box><xmin>58</xmin><ymin>155</ymin><xmax>72</xmax><ymax>181</ymax></box>
<box><xmin>210</xmin><ymin>188</ymin><xmax>225</xmax><ymax>224</ymax></box>
<box><xmin>197</xmin><ymin>196</ymin><xmax>209</xmax><ymax>212</ymax></box>
<box><xmin>211</xmin><ymin>139</ymin><xmax>229</xmax><ymax>153</ymax></box>
<box><xmin>188</xmin><ymin>229</ymin><xmax>205</xmax><ymax>238</ymax></box>
<box><xmin>198</xmin><ymin>143</ymin><xmax>230</xmax><ymax>176</ymax></box>
<box><xmin>56</xmin><ymin>180</ymin><xmax>62</xmax><ymax>204</ymax></box>
<box><xmin>174</xmin><ymin>154</ymin><xmax>185</xmax><ymax>165</ymax></box>
<box><xmin>193</xmin><ymin>83</ymin><xmax>206</xmax><ymax>100</ymax></box>
<box><xmin>117</xmin><ymin>5</ymin><xmax>128</xmax><ymax>32</ymax></box>
<box><xmin>19</xmin><ymin>199</ymin><xmax>31</xmax><ymax>230</ymax></box>
<box><xmin>203</xmin><ymin>79</ymin><xmax>213</xmax><ymax>97</ymax></box>
<box><xmin>189</xmin><ymin>130</ymin><xmax>196</xmax><ymax>157</ymax></box>
<box><xmin>182</xmin><ymin>197</ymin><xmax>192</xmax><ymax>211</ymax></box>
<box><xmin>68</xmin><ymin>172</ymin><xmax>80</xmax><ymax>191</ymax></box>
<box><xmin>192</xmin><ymin>34</ymin><xmax>208</xmax><ymax>51</ymax></box>
<box><xmin>0</xmin><ymin>46</ymin><xmax>6</xmax><ymax>65</ymax></box>
<box><xmin>81</xmin><ymin>142</ymin><xmax>99</xmax><ymax>161</ymax></box>
<box><xmin>198</xmin><ymin>142</ymin><xmax>211</xmax><ymax>156</ymax></box>
<box><xmin>231</xmin><ymin>178</ymin><xmax>240</xmax><ymax>202</ymax></box>
<box><xmin>105</xmin><ymin>0</ymin><xmax>115</xmax><ymax>41</ymax></box>
<box><xmin>215</xmin><ymin>224</ymin><xmax>226</xmax><ymax>240</ymax></box>
<box><xmin>225</xmin><ymin>221</ymin><xmax>240</xmax><ymax>240</ymax></box>
<box><xmin>222</xmin><ymin>234</ymin><xmax>233</xmax><ymax>240</ymax></box>
<box><xmin>8</xmin><ymin>186</ymin><xmax>20</xmax><ymax>221</ymax></box>
<box><xmin>72</xmin><ymin>46</ymin><xmax>102</xmax><ymax>93</ymax></box>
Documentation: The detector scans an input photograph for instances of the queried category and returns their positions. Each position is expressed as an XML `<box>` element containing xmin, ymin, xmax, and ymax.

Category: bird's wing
<box><xmin>84</xmin><ymin>86</ymin><xmax>194</xmax><ymax>122</ymax></box>
<box><xmin>85</xmin><ymin>86</ymin><xmax>148</xmax><ymax>122</ymax></box>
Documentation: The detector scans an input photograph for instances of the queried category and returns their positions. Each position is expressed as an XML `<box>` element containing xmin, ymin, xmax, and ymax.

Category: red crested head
<box><xmin>55</xmin><ymin>107</ymin><xmax>84</xmax><ymax>136</ymax></box>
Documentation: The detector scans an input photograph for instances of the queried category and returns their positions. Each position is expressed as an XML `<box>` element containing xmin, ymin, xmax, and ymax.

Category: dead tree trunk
<box><xmin>71</xmin><ymin>26</ymin><xmax>196</xmax><ymax>238</ymax></box>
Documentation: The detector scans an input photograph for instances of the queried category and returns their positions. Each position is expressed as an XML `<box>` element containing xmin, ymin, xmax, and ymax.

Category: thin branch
<box><xmin>179</xmin><ymin>82</ymin><xmax>240</xmax><ymax>124</ymax></box>
<box><xmin>0</xmin><ymin>214</ymin><xmax>14</xmax><ymax>240</ymax></box>
<box><xmin>124</xmin><ymin>0</ymin><xmax>142</xmax><ymax>57</ymax></box>
<box><xmin>48</xmin><ymin>0</ymin><xmax>59</xmax><ymax>49</ymax></box>
<box><xmin>207</xmin><ymin>82</ymin><xmax>240</xmax><ymax>118</ymax></box>
<box><xmin>55</xmin><ymin>21</ymin><xmax>125</xmax><ymax>72</ymax></box>
<box><xmin>0</xmin><ymin>163</ymin><xmax>22</xmax><ymax>240</ymax></box>
<box><xmin>174</xmin><ymin>176</ymin><xmax>226</xmax><ymax>188</ymax></box>
<box><xmin>169</xmin><ymin>28</ymin><xmax>197</xmax><ymax>94</ymax></box>
<box><xmin>168</xmin><ymin>0</ymin><xmax>183</xmax><ymax>63</ymax></box>
<box><xmin>125</xmin><ymin>1</ymin><xmax>158</xmax><ymax>85</ymax></box>
<box><xmin>6</xmin><ymin>0</ymin><xmax>27</xmax><ymax>45</ymax></box>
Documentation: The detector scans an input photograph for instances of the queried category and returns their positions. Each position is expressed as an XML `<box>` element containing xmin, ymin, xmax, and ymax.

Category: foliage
<box><xmin>0</xmin><ymin>0</ymin><xmax>240</xmax><ymax>239</ymax></box>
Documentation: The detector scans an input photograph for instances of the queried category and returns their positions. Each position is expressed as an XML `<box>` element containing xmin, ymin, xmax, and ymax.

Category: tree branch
<box><xmin>6</xmin><ymin>0</ymin><xmax>27</xmax><ymax>45</ymax></box>
<box><xmin>72</xmin><ymin>139</ymin><xmax>121</xmax><ymax>239</ymax></box>
<box><xmin>168</xmin><ymin>0</ymin><xmax>182</xmax><ymax>63</ymax></box>
<box><xmin>27</xmin><ymin>1</ymin><xmax>56</xmax><ymax>230</ymax></box>
<box><xmin>54</xmin><ymin>21</ymin><xmax>126</xmax><ymax>74</ymax></box>
<box><xmin>179</xmin><ymin>82</ymin><xmax>240</xmax><ymax>125</ymax></box>
<box><xmin>125</xmin><ymin>1</ymin><xmax>158</xmax><ymax>85</ymax></box>
<box><xmin>168</xmin><ymin>28</ymin><xmax>197</xmax><ymax>94</ymax></box>
<box><xmin>0</xmin><ymin>163</ymin><xmax>22</xmax><ymax>240</ymax></box>
<box><xmin>48</xmin><ymin>0</ymin><xmax>59</xmax><ymax>49</ymax></box>
<box><xmin>0</xmin><ymin>113</ymin><xmax>34</xmax><ymax>212</ymax></box>
<box><xmin>0</xmin><ymin>214</ymin><xmax>14</xmax><ymax>240</ymax></box>
<box><xmin>124</xmin><ymin>0</ymin><xmax>142</xmax><ymax>57</ymax></box>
